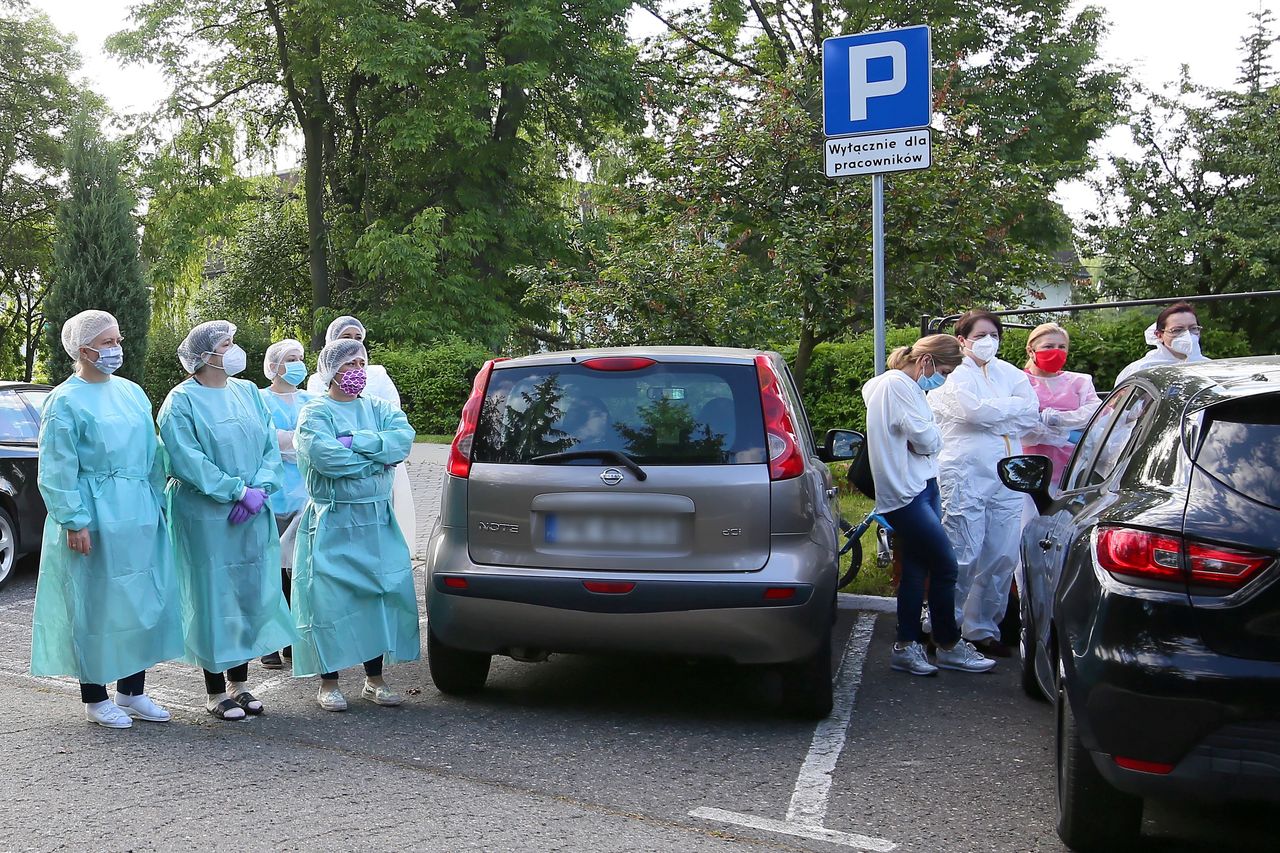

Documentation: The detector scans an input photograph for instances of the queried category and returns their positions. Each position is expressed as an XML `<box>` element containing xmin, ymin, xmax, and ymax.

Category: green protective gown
<box><xmin>157</xmin><ymin>377</ymin><xmax>297</xmax><ymax>673</ymax></box>
<box><xmin>30</xmin><ymin>376</ymin><xmax>185</xmax><ymax>685</ymax></box>
<box><xmin>291</xmin><ymin>393</ymin><xmax>418</xmax><ymax>677</ymax></box>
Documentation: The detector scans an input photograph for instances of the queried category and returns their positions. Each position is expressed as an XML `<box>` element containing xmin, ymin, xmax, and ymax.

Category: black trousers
<box><xmin>203</xmin><ymin>663</ymin><xmax>250</xmax><ymax>695</ymax></box>
<box><xmin>80</xmin><ymin>671</ymin><xmax>145</xmax><ymax>704</ymax></box>
<box><xmin>321</xmin><ymin>656</ymin><xmax>383</xmax><ymax>681</ymax></box>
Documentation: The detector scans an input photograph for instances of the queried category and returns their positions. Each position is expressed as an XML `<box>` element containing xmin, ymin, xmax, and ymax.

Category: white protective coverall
<box><xmin>928</xmin><ymin>355</ymin><xmax>1041</xmax><ymax>642</ymax></box>
<box><xmin>1115</xmin><ymin>323</ymin><xmax>1210</xmax><ymax>385</ymax></box>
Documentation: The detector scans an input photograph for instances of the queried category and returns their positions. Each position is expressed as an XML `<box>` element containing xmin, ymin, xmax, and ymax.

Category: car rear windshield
<box><xmin>1195</xmin><ymin>393</ymin><xmax>1280</xmax><ymax>509</ymax></box>
<box><xmin>472</xmin><ymin>361</ymin><xmax>767</xmax><ymax>465</ymax></box>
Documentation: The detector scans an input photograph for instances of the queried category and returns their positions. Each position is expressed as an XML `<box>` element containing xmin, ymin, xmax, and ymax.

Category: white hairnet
<box><xmin>316</xmin><ymin>339</ymin><xmax>367</xmax><ymax>389</ymax></box>
<box><xmin>263</xmin><ymin>338</ymin><xmax>305</xmax><ymax>380</ymax></box>
<box><xmin>60</xmin><ymin>310</ymin><xmax>119</xmax><ymax>359</ymax></box>
<box><xmin>1143</xmin><ymin>323</ymin><xmax>1159</xmax><ymax>347</ymax></box>
<box><xmin>178</xmin><ymin>320</ymin><xmax>237</xmax><ymax>373</ymax></box>
<box><xmin>325</xmin><ymin>315</ymin><xmax>365</xmax><ymax>344</ymax></box>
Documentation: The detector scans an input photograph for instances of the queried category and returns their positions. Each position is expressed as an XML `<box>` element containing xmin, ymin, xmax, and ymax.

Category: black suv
<box><xmin>1001</xmin><ymin>356</ymin><xmax>1280</xmax><ymax>851</ymax></box>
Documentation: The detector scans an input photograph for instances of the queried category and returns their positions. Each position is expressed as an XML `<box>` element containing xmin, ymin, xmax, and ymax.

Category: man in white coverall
<box><xmin>928</xmin><ymin>309</ymin><xmax>1041</xmax><ymax>657</ymax></box>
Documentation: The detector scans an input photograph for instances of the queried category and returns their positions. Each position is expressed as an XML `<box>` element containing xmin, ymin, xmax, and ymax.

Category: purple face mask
<box><xmin>337</xmin><ymin>367</ymin><xmax>367</xmax><ymax>396</ymax></box>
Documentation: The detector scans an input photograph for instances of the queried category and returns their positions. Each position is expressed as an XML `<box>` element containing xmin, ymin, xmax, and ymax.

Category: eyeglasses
<box><xmin>1163</xmin><ymin>325</ymin><xmax>1202</xmax><ymax>336</ymax></box>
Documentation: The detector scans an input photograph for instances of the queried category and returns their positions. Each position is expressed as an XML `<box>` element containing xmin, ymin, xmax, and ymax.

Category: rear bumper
<box><xmin>1064</xmin><ymin>594</ymin><xmax>1280</xmax><ymax>802</ymax></box>
<box><xmin>425</xmin><ymin>528</ymin><xmax>836</xmax><ymax>665</ymax></box>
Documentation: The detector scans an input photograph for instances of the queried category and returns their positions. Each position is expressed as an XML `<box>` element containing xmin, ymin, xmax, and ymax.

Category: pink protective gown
<box><xmin>1022</xmin><ymin>370</ymin><xmax>1102</xmax><ymax>482</ymax></box>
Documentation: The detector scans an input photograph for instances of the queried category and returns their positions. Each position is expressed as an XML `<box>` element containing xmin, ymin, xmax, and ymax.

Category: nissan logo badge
<box><xmin>600</xmin><ymin>468</ymin><xmax>624</xmax><ymax>486</ymax></box>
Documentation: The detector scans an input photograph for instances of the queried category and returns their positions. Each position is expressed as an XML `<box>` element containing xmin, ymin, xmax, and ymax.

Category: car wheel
<box><xmin>779</xmin><ymin>630</ymin><xmax>834</xmax><ymax>719</ymax></box>
<box><xmin>0</xmin><ymin>508</ymin><xmax>17</xmax><ymax>592</ymax></box>
<box><xmin>1018</xmin><ymin>589</ymin><xmax>1045</xmax><ymax>701</ymax></box>
<box><xmin>1056</xmin><ymin>677</ymin><xmax>1142</xmax><ymax>850</ymax></box>
<box><xmin>427</xmin><ymin>627</ymin><xmax>491</xmax><ymax>696</ymax></box>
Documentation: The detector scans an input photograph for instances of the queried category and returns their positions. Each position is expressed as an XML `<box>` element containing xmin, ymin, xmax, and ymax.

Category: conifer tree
<box><xmin>44</xmin><ymin>117</ymin><xmax>150</xmax><ymax>385</ymax></box>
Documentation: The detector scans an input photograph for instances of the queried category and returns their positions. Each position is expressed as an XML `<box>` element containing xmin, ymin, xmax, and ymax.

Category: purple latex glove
<box><xmin>240</xmin><ymin>486</ymin><xmax>268</xmax><ymax>515</ymax></box>
<box><xmin>337</xmin><ymin>434</ymin><xmax>354</xmax><ymax>449</ymax></box>
<box><xmin>228</xmin><ymin>502</ymin><xmax>252</xmax><ymax>525</ymax></box>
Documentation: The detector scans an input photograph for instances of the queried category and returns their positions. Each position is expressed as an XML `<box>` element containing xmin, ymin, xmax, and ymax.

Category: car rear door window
<box><xmin>1193</xmin><ymin>393</ymin><xmax>1280</xmax><ymax>510</ymax></box>
<box><xmin>0</xmin><ymin>391</ymin><xmax>40</xmax><ymax>443</ymax></box>
<box><xmin>473</xmin><ymin>362</ymin><xmax>767</xmax><ymax>465</ymax></box>
<box><xmin>1083</xmin><ymin>388</ymin><xmax>1157</xmax><ymax>488</ymax></box>
<box><xmin>19</xmin><ymin>390</ymin><xmax>49</xmax><ymax>421</ymax></box>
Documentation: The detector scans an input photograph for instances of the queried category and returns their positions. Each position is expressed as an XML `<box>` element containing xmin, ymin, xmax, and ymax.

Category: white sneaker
<box><xmin>116</xmin><ymin>693</ymin><xmax>171</xmax><ymax>722</ymax></box>
<box><xmin>890</xmin><ymin>641</ymin><xmax>938</xmax><ymax>676</ymax></box>
<box><xmin>318</xmin><ymin>685</ymin><xmax>348</xmax><ymax>712</ymax></box>
<box><xmin>85</xmin><ymin>700</ymin><xmax>133</xmax><ymax>729</ymax></box>
<box><xmin>936</xmin><ymin>640</ymin><xmax>997</xmax><ymax>673</ymax></box>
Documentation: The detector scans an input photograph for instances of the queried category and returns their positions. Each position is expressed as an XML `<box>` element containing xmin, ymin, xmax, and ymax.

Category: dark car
<box><xmin>1000</xmin><ymin>356</ymin><xmax>1280</xmax><ymax>850</ymax></box>
<box><xmin>0</xmin><ymin>382</ymin><xmax>51</xmax><ymax>591</ymax></box>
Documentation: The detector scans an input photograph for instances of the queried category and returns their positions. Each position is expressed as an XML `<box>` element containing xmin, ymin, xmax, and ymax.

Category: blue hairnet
<box><xmin>325</xmin><ymin>316</ymin><xmax>365</xmax><ymax>344</ymax></box>
<box><xmin>178</xmin><ymin>320</ymin><xmax>237</xmax><ymax>373</ymax></box>
<box><xmin>316</xmin><ymin>339</ymin><xmax>367</xmax><ymax>388</ymax></box>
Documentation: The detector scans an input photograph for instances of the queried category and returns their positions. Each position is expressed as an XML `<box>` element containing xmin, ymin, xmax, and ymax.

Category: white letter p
<box><xmin>849</xmin><ymin>41</ymin><xmax>907</xmax><ymax>121</ymax></box>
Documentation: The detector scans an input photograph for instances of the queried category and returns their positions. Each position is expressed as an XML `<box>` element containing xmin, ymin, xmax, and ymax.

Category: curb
<box><xmin>837</xmin><ymin>592</ymin><xmax>896</xmax><ymax>613</ymax></box>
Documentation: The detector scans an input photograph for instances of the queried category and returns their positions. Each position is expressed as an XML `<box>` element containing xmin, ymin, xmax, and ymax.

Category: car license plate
<box><xmin>545</xmin><ymin>514</ymin><xmax>680</xmax><ymax>546</ymax></box>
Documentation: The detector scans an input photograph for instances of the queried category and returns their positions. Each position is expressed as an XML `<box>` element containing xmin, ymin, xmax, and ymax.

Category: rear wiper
<box><xmin>530</xmin><ymin>449</ymin><xmax>648</xmax><ymax>481</ymax></box>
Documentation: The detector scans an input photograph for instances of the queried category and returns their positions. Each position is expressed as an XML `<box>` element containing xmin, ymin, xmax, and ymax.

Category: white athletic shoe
<box><xmin>890</xmin><ymin>641</ymin><xmax>939</xmax><ymax>676</ymax></box>
<box><xmin>936</xmin><ymin>640</ymin><xmax>997</xmax><ymax>673</ymax></box>
<box><xmin>116</xmin><ymin>693</ymin><xmax>171</xmax><ymax>722</ymax></box>
<box><xmin>85</xmin><ymin>700</ymin><xmax>133</xmax><ymax>729</ymax></box>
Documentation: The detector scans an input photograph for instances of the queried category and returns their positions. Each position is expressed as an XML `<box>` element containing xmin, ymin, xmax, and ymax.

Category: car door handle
<box><xmin>1038</xmin><ymin>538</ymin><xmax>1053</xmax><ymax>551</ymax></box>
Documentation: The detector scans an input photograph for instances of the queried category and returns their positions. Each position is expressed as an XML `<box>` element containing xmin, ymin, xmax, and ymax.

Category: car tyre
<box><xmin>427</xmin><ymin>627</ymin><xmax>491</xmax><ymax>696</ymax></box>
<box><xmin>1056</xmin><ymin>678</ymin><xmax>1142</xmax><ymax>850</ymax></box>
<box><xmin>0</xmin><ymin>507</ymin><xmax>17</xmax><ymax>592</ymax></box>
<box><xmin>1019</xmin><ymin>589</ymin><xmax>1045</xmax><ymax>701</ymax></box>
<box><xmin>779</xmin><ymin>631</ymin><xmax>834</xmax><ymax>719</ymax></box>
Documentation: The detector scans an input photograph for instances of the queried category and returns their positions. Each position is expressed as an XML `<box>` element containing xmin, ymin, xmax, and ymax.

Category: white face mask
<box><xmin>1169</xmin><ymin>332</ymin><xmax>1198</xmax><ymax>357</ymax></box>
<box><xmin>968</xmin><ymin>335</ymin><xmax>1000</xmax><ymax>363</ymax></box>
<box><xmin>218</xmin><ymin>344</ymin><xmax>248</xmax><ymax>377</ymax></box>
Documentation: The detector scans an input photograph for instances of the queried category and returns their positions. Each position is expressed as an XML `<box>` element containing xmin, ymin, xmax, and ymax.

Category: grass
<box><xmin>830</xmin><ymin>463</ymin><xmax>897</xmax><ymax>598</ymax></box>
<box><xmin>415</xmin><ymin>434</ymin><xmax>455</xmax><ymax>444</ymax></box>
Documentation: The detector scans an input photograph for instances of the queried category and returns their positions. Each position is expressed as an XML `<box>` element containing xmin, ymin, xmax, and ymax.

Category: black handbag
<box><xmin>848</xmin><ymin>439</ymin><xmax>875</xmax><ymax>499</ymax></box>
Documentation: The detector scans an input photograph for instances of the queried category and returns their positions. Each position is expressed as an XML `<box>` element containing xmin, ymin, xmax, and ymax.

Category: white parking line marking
<box><xmin>689</xmin><ymin>808</ymin><xmax>895</xmax><ymax>852</ymax></box>
<box><xmin>786</xmin><ymin>613</ymin><xmax>877</xmax><ymax>825</ymax></box>
<box><xmin>690</xmin><ymin>612</ymin><xmax>893</xmax><ymax>850</ymax></box>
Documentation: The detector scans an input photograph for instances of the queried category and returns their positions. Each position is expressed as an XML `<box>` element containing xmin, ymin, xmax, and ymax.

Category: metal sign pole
<box><xmin>872</xmin><ymin>173</ymin><xmax>886</xmax><ymax>375</ymax></box>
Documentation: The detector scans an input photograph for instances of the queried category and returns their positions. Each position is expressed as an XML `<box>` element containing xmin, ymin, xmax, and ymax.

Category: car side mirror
<box><xmin>998</xmin><ymin>455</ymin><xmax>1054</xmax><ymax>514</ymax></box>
<box><xmin>820</xmin><ymin>429</ymin><xmax>864</xmax><ymax>462</ymax></box>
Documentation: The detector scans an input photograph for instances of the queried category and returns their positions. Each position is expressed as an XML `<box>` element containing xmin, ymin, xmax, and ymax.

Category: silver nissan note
<box><xmin>423</xmin><ymin>347</ymin><xmax>859</xmax><ymax>717</ymax></box>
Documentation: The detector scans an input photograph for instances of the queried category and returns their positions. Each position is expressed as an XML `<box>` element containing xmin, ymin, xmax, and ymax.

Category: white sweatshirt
<box><xmin>861</xmin><ymin>369</ymin><xmax>943</xmax><ymax>514</ymax></box>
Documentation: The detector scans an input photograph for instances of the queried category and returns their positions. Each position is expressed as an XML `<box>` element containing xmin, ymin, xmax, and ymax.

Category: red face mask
<box><xmin>1033</xmin><ymin>349</ymin><xmax>1068</xmax><ymax>373</ymax></box>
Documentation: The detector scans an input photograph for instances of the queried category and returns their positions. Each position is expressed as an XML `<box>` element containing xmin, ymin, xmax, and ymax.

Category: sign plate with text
<box><xmin>824</xmin><ymin>129</ymin><xmax>931</xmax><ymax>178</ymax></box>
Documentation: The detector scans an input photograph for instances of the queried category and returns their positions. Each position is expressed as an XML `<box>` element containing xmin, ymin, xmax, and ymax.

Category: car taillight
<box><xmin>754</xmin><ymin>355</ymin><xmax>804</xmax><ymax>481</ymax></box>
<box><xmin>1096</xmin><ymin>526</ymin><xmax>1273</xmax><ymax>591</ymax></box>
<box><xmin>581</xmin><ymin>356</ymin><xmax>656</xmax><ymax>371</ymax></box>
<box><xmin>448</xmin><ymin>358</ymin><xmax>504</xmax><ymax>478</ymax></box>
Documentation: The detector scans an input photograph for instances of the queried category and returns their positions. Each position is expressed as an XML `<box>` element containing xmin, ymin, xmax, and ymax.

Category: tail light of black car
<box><xmin>1096</xmin><ymin>526</ymin><xmax>1275</xmax><ymax>593</ymax></box>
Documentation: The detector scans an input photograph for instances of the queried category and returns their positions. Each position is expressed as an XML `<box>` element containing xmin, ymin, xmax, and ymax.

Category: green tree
<box><xmin>112</xmin><ymin>0</ymin><xmax>642</xmax><ymax>348</ymax></box>
<box><xmin>0</xmin><ymin>1</ymin><xmax>93</xmax><ymax>379</ymax></box>
<box><xmin>526</xmin><ymin>1</ymin><xmax>1119</xmax><ymax>389</ymax></box>
<box><xmin>1085</xmin><ymin>10</ymin><xmax>1280</xmax><ymax>351</ymax></box>
<box><xmin>43</xmin><ymin>116</ymin><xmax>151</xmax><ymax>385</ymax></box>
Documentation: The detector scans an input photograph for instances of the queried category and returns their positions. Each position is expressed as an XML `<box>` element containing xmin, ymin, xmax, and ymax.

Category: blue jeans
<box><xmin>884</xmin><ymin>479</ymin><xmax>960</xmax><ymax>646</ymax></box>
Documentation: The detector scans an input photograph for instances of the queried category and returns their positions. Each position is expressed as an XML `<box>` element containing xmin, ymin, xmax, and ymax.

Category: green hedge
<box><xmin>798</xmin><ymin>310</ymin><xmax>1254</xmax><ymax>435</ymax></box>
<box><xmin>375</xmin><ymin>339</ymin><xmax>491</xmax><ymax>435</ymax></box>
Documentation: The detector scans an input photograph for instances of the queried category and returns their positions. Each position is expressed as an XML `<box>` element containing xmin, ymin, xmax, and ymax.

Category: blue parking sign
<box><xmin>823</xmin><ymin>26</ymin><xmax>931</xmax><ymax>138</ymax></box>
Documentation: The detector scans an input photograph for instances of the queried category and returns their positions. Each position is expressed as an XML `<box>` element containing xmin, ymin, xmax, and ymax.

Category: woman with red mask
<box><xmin>1022</xmin><ymin>323</ymin><xmax>1101</xmax><ymax>483</ymax></box>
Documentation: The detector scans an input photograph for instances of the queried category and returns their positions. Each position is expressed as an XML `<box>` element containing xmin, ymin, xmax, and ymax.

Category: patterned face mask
<box><xmin>337</xmin><ymin>367</ymin><xmax>367</xmax><ymax>396</ymax></box>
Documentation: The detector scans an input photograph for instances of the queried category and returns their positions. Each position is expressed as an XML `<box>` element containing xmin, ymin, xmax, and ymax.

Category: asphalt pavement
<box><xmin>0</xmin><ymin>444</ymin><xmax>1272</xmax><ymax>852</ymax></box>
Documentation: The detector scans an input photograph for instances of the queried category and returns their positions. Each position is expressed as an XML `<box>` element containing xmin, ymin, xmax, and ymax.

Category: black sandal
<box><xmin>208</xmin><ymin>698</ymin><xmax>246</xmax><ymax>720</ymax></box>
<box><xmin>231</xmin><ymin>691</ymin><xmax>264</xmax><ymax>716</ymax></box>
